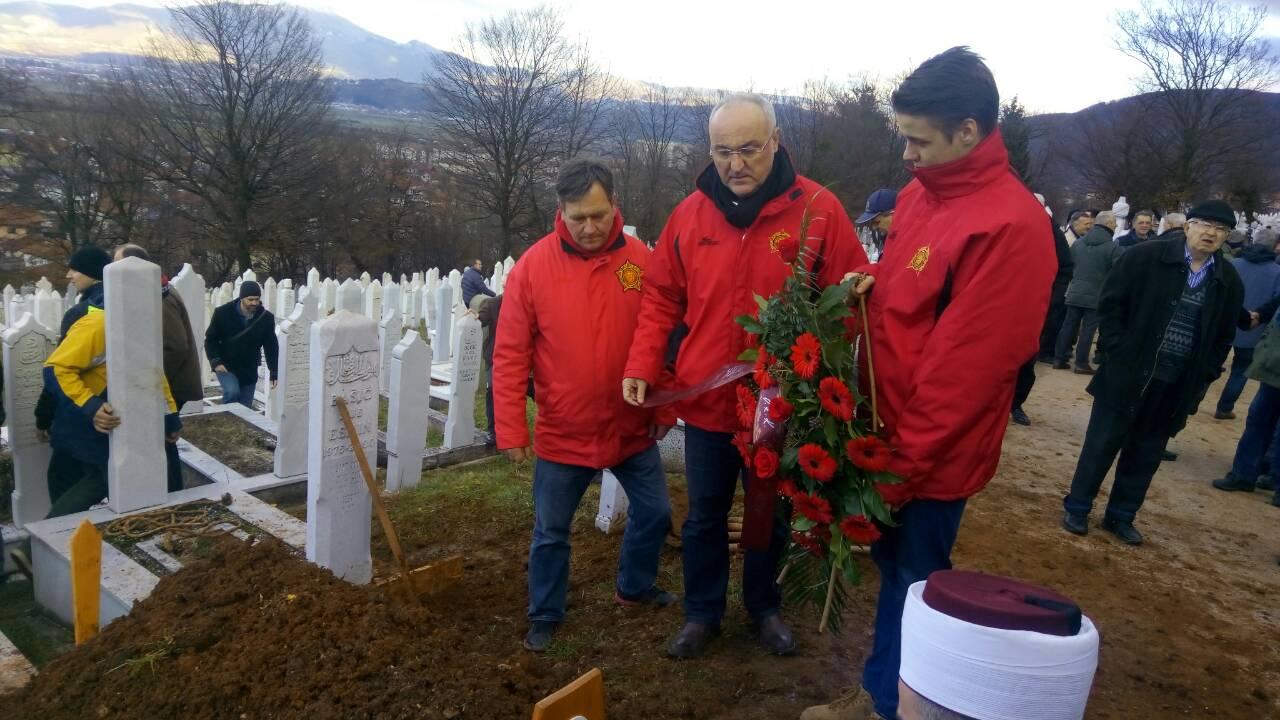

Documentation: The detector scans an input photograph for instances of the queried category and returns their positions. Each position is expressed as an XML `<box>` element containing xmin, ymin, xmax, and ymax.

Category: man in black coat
<box><xmin>1062</xmin><ymin>200</ymin><xmax>1244</xmax><ymax>545</ymax></box>
<box><xmin>1013</xmin><ymin>211</ymin><xmax>1074</xmax><ymax>425</ymax></box>
<box><xmin>205</xmin><ymin>280</ymin><xmax>278</xmax><ymax>408</ymax></box>
<box><xmin>462</xmin><ymin>259</ymin><xmax>496</xmax><ymax>309</ymax></box>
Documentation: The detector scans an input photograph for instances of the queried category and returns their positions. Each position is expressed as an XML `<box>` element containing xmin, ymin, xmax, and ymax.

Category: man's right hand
<box><xmin>505</xmin><ymin>447</ymin><xmax>533</xmax><ymax>463</ymax></box>
<box><xmin>214</xmin><ymin>364</ymin><xmax>228</xmax><ymax>374</ymax></box>
<box><xmin>93</xmin><ymin>402</ymin><xmax>121</xmax><ymax>433</ymax></box>
<box><xmin>844</xmin><ymin>272</ymin><xmax>876</xmax><ymax>298</ymax></box>
<box><xmin>622</xmin><ymin>378</ymin><xmax>647</xmax><ymax>407</ymax></box>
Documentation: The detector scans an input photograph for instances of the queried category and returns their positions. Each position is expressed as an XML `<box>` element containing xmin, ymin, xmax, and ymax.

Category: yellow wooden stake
<box><xmin>69</xmin><ymin>519</ymin><xmax>102</xmax><ymax>645</ymax></box>
<box><xmin>532</xmin><ymin>667</ymin><xmax>605</xmax><ymax>720</ymax></box>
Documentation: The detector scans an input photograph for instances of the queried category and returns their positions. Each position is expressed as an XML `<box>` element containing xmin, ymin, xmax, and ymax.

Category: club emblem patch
<box><xmin>768</xmin><ymin>230</ymin><xmax>791</xmax><ymax>253</ymax></box>
<box><xmin>616</xmin><ymin>259</ymin><xmax>644</xmax><ymax>292</ymax></box>
<box><xmin>908</xmin><ymin>246</ymin><xmax>930</xmax><ymax>274</ymax></box>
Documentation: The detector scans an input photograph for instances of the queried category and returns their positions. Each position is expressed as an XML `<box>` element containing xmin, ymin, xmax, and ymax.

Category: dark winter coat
<box><xmin>461</xmin><ymin>266</ymin><xmax>495</xmax><ymax>308</ymax></box>
<box><xmin>162</xmin><ymin>284</ymin><xmax>204</xmax><ymax>405</ymax></box>
<box><xmin>1049</xmin><ymin>221</ymin><xmax>1074</xmax><ymax>301</ymax></box>
<box><xmin>1064</xmin><ymin>225</ymin><xmax>1123</xmax><ymax>309</ymax></box>
<box><xmin>1229</xmin><ymin>244</ymin><xmax>1280</xmax><ymax>349</ymax></box>
<box><xmin>477</xmin><ymin>294</ymin><xmax>502</xmax><ymax>367</ymax></box>
<box><xmin>1115</xmin><ymin>229</ymin><xmax>1155</xmax><ymax>248</ymax></box>
<box><xmin>1088</xmin><ymin>237</ymin><xmax>1244</xmax><ymax>434</ymax></box>
<box><xmin>205</xmin><ymin>300</ymin><xmax>278</xmax><ymax>383</ymax></box>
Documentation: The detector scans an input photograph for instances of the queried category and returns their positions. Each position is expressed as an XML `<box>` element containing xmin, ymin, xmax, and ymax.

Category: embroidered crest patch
<box><xmin>616</xmin><ymin>260</ymin><xmax>643</xmax><ymax>291</ymax></box>
<box><xmin>768</xmin><ymin>230</ymin><xmax>791</xmax><ymax>253</ymax></box>
<box><xmin>908</xmin><ymin>246</ymin><xmax>930</xmax><ymax>274</ymax></box>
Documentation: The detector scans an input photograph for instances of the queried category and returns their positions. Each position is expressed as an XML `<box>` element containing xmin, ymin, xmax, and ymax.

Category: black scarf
<box><xmin>696</xmin><ymin>145</ymin><xmax>797</xmax><ymax>229</ymax></box>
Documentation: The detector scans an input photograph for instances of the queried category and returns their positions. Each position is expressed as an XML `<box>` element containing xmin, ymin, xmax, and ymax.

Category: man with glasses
<box><xmin>622</xmin><ymin>93</ymin><xmax>867</xmax><ymax>659</ymax></box>
<box><xmin>1062</xmin><ymin>200</ymin><xmax>1243</xmax><ymax>545</ymax></box>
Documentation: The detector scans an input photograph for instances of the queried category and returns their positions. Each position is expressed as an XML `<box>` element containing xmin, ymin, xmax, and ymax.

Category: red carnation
<box><xmin>846</xmin><ymin>436</ymin><xmax>891</xmax><ymax>472</ymax></box>
<box><xmin>731</xmin><ymin>432</ymin><xmax>753</xmax><ymax>468</ymax></box>
<box><xmin>777</xmin><ymin>477</ymin><xmax>800</xmax><ymax>498</ymax></box>
<box><xmin>768</xmin><ymin>395</ymin><xmax>794</xmax><ymax>422</ymax></box>
<box><xmin>736</xmin><ymin>384</ymin><xmax>757</xmax><ymax>429</ymax></box>
<box><xmin>798</xmin><ymin>443</ymin><xmax>837</xmax><ymax>483</ymax></box>
<box><xmin>779</xmin><ymin>234</ymin><xmax>801</xmax><ymax>263</ymax></box>
<box><xmin>792</xmin><ymin>492</ymin><xmax>834</xmax><ymax>525</ymax></box>
<box><xmin>791</xmin><ymin>531</ymin><xmax>826</xmax><ymax>557</ymax></box>
<box><xmin>838</xmin><ymin>514</ymin><xmax>882</xmax><ymax>545</ymax></box>
<box><xmin>754</xmin><ymin>447</ymin><xmax>779</xmax><ymax>479</ymax></box>
<box><xmin>753</xmin><ymin>349</ymin><xmax>776</xmax><ymax>389</ymax></box>
<box><xmin>790</xmin><ymin>332</ymin><xmax>821</xmax><ymax>380</ymax></box>
<box><xmin>818</xmin><ymin>377</ymin><xmax>855</xmax><ymax>422</ymax></box>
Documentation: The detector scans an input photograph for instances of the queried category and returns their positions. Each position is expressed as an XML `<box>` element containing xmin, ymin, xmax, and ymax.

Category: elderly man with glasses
<box><xmin>622</xmin><ymin>92</ymin><xmax>867</xmax><ymax>659</ymax></box>
<box><xmin>1062</xmin><ymin>200</ymin><xmax>1244</xmax><ymax>546</ymax></box>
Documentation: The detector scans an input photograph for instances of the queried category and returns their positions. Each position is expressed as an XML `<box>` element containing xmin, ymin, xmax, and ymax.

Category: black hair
<box><xmin>1134</xmin><ymin>209</ymin><xmax>1156</xmax><ymax>221</ymax></box>
<box><xmin>891</xmin><ymin>46</ymin><xmax>999</xmax><ymax>137</ymax></box>
<box><xmin>555</xmin><ymin>157</ymin><xmax>615</xmax><ymax>204</ymax></box>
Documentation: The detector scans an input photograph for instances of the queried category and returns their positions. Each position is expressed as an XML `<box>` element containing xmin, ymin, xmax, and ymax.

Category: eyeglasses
<box><xmin>1188</xmin><ymin>219</ymin><xmax>1232</xmax><ymax>235</ymax></box>
<box><xmin>710</xmin><ymin>139</ymin><xmax>772</xmax><ymax>163</ymax></box>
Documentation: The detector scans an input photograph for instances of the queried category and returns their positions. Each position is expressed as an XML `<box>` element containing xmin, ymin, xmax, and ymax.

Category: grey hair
<box><xmin>1164</xmin><ymin>213</ymin><xmax>1186</xmax><ymax>228</ymax></box>
<box><xmin>710</xmin><ymin>92</ymin><xmax>777</xmax><ymax>131</ymax></box>
<box><xmin>1094</xmin><ymin>210</ymin><xmax>1117</xmax><ymax>228</ymax></box>
<box><xmin>1255</xmin><ymin>227</ymin><xmax>1278</xmax><ymax>250</ymax></box>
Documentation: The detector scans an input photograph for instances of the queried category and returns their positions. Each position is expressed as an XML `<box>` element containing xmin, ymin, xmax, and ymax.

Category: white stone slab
<box><xmin>273</xmin><ymin>291</ymin><xmax>317</xmax><ymax>479</ymax></box>
<box><xmin>595</xmin><ymin>470</ymin><xmax>629</xmax><ymax>534</ymax></box>
<box><xmin>364</xmin><ymin>278</ymin><xmax>383</xmax><ymax>323</ymax></box>
<box><xmin>386</xmin><ymin>330</ymin><xmax>432</xmax><ymax>491</ymax></box>
<box><xmin>443</xmin><ymin>314</ymin><xmax>481</xmax><ymax>449</ymax></box>
<box><xmin>3</xmin><ymin>313</ymin><xmax>57</xmax><ymax>527</ymax></box>
<box><xmin>171</xmin><ymin>263</ymin><xmax>210</xmax><ymax>395</ymax></box>
<box><xmin>433</xmin><ymin>284</ymin><xmax>452</xmax><ymax>360</ymax></box>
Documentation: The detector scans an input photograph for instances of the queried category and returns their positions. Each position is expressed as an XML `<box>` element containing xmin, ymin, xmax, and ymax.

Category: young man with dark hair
<box><xmin>494</xmin><ymin>157</ymin><xmax>676</xmax><ymax>653</ymax></box>
<box><xmin>804</xmin><ymin>47</ymin><xmax>1056</xmax><ymax>720</ymax></box>
<box><xmin>1116</xmin><ymin>210</ymin><xmax>1156</xmax><ymax>248</ymax></box>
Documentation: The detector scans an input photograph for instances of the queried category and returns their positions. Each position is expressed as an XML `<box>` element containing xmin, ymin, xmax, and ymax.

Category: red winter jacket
<box><xmin>625</xmin><ymin>173</ymin><xmax>869</xmax><ymax>432</ymax></box>
<box><xmin>494</xmin><ymin>211</ymin><xmax>673</xmax><ymax>469</ymax></box>
<box><xmin>860</xmin><ymin>131</ymin><xmax>1055</xmax><ymax>506</ymax></box>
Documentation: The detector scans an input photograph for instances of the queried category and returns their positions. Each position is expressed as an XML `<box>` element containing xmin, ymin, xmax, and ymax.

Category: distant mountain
<box><xmin>0</xmin><ymin>1</ymin><xmax>442</xmax><ymax>81</ymax></box>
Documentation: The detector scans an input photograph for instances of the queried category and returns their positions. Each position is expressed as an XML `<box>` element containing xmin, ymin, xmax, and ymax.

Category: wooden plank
<box><xmin>69</xmin><ymin>518</ymin><xmax>102</xmax><ymax>645</ymax></box>
<box><xmin>532</xmin><ymin>667</ymin><xmax>605</xmax><ymax>720</ymax></box>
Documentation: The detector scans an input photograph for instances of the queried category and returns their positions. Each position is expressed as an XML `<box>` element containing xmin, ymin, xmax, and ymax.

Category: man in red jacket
<box><xmin>494</xmin><ymin>158</ymin><xmax>675</xmax><ymax>654</ymax></box>
<box><xmin>802</xmin><ymin>48</ymin><xmax>1056</xmax><ymax>720</ymax></box>
<box><xmin>622</xmin><ymin>93</ymin><xmax>868</xmax><ymax>659</ymax></box>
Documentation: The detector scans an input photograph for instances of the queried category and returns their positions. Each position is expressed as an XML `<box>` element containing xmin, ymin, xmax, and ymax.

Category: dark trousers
<box><xmin>1055</xmin><ymin>305</ymin><xmax>1099</xmax><ymax>368</ymax></box>
<box><xmin>166</xmin><ymin>440</ymin><xmax>183</xmax><ymax>493</ymax></box>
<box><xmin>861</xmin><ymin>498</ymin><xmax>968</xmax><ymax>719</ymax></box>
<box><xmin>1013</xmin><ymin>357</ymin><xmax>1036</xmax><ymax>409</ymax></box>
<box><xmin>46</xmin><ymin>452</ymin><xmax>108</xmax><ymax>519</ymax></box>
<box><xmin>1229</xmin><ymin>382</ymin><xmax>1280</xmax><ymax>483</ymax></box>
<box><xmin>1216</xmin><ymin>346</ymin><xmax>1255</xmax><ymax>414</ymax></box>
<box><xmin>681</xmin><ymin>424</ymin><xmax>788</xmax><ymax>625</ymax></box>
<box><xmin>1039</xmin><ymin>296</ymin><xmax>1068</xmax><ymax>360</ymax></box>
<box><xmin>1065</xmin><ymin>380</ymin><xmax>1182</xmax><ymax>523</ymax></box>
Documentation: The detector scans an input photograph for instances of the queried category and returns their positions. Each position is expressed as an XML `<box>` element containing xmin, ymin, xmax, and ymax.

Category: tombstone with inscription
<box><xmin>306</xmin><ymin>310</ymin><xmax>378</xmax><ymax>583</ymax></box>
<box><xmin>444</xmin><ymin>315</ymin><xmax>482</xmax><ymax>448</ymax></box>
<box><xmin>3</xmin><ymin>314</ymin><xmax>57</xmax><ymax>526</ymax></box>
<box><xmin>273</xmin><ymin>291</ymin><xmax>319</xmax><ymax>479</ymax></box>
<box><xmin>386</xmin><ymin>331</ymin><xmax>432</xmax><ymax>491</ymax></box>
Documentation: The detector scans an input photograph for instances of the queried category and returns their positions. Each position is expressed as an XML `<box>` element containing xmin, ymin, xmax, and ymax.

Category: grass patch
<box><xmin>0</xmin><ymin>578</ymin><xmax>74</xmax><ymax>667</ymax></box>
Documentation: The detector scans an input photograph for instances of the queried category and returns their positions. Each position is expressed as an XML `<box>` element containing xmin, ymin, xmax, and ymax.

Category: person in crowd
<box><xmin>476</xmin><ymin>294</ymin><xmax>501</xmax><ymax>440</ymax></box>
<box><xmin>1224</xmin><ymin>229</ymin><xmax>1247</xmax><ymax>258</ymax></box>
<box><xmin>494</xmin><ymin>158</ymin><xmax>676</xmax><ymax>653</ymax></box>
<box><xmin>114</xmin><ymin>244</ymin><xmax>203</xmax><ymax>491</ymax></box>
<box><xmin>205</xmin><ymin>281</ymin><xmax>277</xmax><ymax>409</ymax></box>
<box><xmin>1014</xmin><ymin>195</ymin><xmax>1073</xmax><ymax>425</ymax></box>
<box><xmin>803</xmin><ymin>47</ymin><xmax>1055</xmax><ymax>720</ymax></box>
<box><xmin>856</xmin><ymin>188</ymin><xmax>897</xmax><ymax>253</ymax></box>
<box><xmin>1062</xmin><ymin>209</ymin><xmax>1094</xmax><ymax>246</ymax></box>
<box><xmin>1213</xmin><ymin>232</ymin><xmax>1280</xmax><ymax>419</ymax></box>
<box><xmin>462</xmin><ymin>258</ymin><xmax>496</xmax><ymax>309</ymax></box>
<box><xmin>623</xmin><ymin>92</ymin><xmax>868</xmax><ymax>660</ymax></box>
<box><xmin>1160</xmin><ymin>212</ymin><xmax>1187</xmax><ymax>242</ymax></box>
<box><xmin>1062</xmin><ymin>200</ymin><xmax>1243</xmax><ymax>546</ymax></box>
<box><xmin>1115</xmin><ymin>209</ymin><xmax>1156</xmax><ymax>248</ymax></box>
<box><xmin>1053</xmin><ymin>211</ymin><xmax>1122</xmax><ymax>374</ymax></box>
<box><xmin>896</xmin><ymin>570</ymin><xmax>1100</xmax><ymax>720</ymax></box>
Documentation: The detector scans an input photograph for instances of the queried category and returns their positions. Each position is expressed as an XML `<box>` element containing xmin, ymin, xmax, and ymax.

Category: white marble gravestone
<box><xmin>336</xmin><ymin>279</ymin><xmax>361</xmax><ymax>314</ymax></box>
<box><xmin>104</xmin><ymin>257</ymin><xmax>169</xmax><ymax>513</ymax></box>
<box><xmin>378</xmin><ymin>306</ymin><xmax>401</xmax><ymax>396</ymax></box>
<box><xmin>241</xmin><ymin>268</ymin><xmax>257</xmax><ymax>283</ymax></box>
<box><xmin>364</xmin><ymin>279</ymin><xmax>383</xmax><ymax>323</ymax></box>
<box><xmin>273</xmin><ymin>291</ymin><xmax>318</xmax><ymax>479</ymax></box>
<box><xmin>307</xmin><ymin>267</ymin><xmax>321</xmax><ymax>293</ymax></box>
<box><xmin>443</xmin><ymin>314</ymin><xmax>482</xmax><ymax>448</ymax></box>
<box><xmin>3</xmin><ymin>314</ymin><xmax>57</xmax><ymax>526</ymax></box>
<box><xmin>595</xmin><ymin>470</ymin><xmax>630</xmax><ymax>534</ymax></box>
<box><xmin>170</xmin><ymin>263</ymin><xmax>209</xmax><ymax>402</ymax></box>
<box><xmin>385</xmin><ymin>331</ymin><xmax>432</xmax><ymax>491</ymax></box>
<box><xmin>263</xmin><ymin>277</ymin><xmax>277</xmax><ymax>314</ymax></box>
<box><xmin>305</xmin><ymin>310</ymin><xmax>378</xmax><ymax>584</ymax></box>
<box><xmin>33</xmin><ymin>289</ymin><xmax>59</xmax><ymax>337</ymax></box>
<box><xmin>433</xmin><ymin>284</ymin><xmax>453</xmax><ymax>360</ymax></box>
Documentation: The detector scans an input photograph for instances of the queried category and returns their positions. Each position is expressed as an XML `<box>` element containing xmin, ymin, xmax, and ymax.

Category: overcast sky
<box><xmin>57</xmin><ymin>0</ymin><xmax>1280</xmax><ymax>113</ymax></box>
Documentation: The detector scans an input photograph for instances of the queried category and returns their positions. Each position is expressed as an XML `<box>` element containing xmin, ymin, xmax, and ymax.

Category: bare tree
<box><xmin>1000</xmin><ymin>97</ymin><xmax>1046</xmax><ymax>187</ymax></box>
<box><xmin>610</xmin><ymin>84</ymin><xmax>689</xmax><ymax>241</ymax></box>
<box><xmin>114</xmin><ymin>0</ymin><xmax>331</xmax><ymax>278</ymax></box>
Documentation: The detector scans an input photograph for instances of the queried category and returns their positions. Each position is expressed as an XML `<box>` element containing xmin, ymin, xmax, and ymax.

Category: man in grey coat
<box><xmin>1055</xmin><ymin>212</ymin><xmax>1123</xmax><ymax>374</ymax></box>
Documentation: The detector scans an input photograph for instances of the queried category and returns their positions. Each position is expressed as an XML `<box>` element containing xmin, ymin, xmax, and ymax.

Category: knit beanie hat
<box><xmin>239</xmin><ymin>281</ymin><xmax>262</xmax><ymax>299</ymax></box>
<box><xmin>68</xmin><ymin>246</ymin><xmax>111</xmax><ymax>281</ymax></box>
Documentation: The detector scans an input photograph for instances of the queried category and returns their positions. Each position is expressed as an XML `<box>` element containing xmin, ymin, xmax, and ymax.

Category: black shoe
<box><xmin>615</xmin><ymin>586</ymin><xmax>678</xmax><ymax>608</ymax></box>
<box><xmin>1162</xmin><ymin>450</ymin><xmax>1178</xmax><ymax>462</ymax></box>
<box><xmin>1037</xmin><ymin>355</ymin><xmax>1055</xmax><ymax>365</ymax></box>
<box><xmin>1072</xmin><ymin>366</ymin><xmax>1095</xmax><ymax>375</ymax></box>
<box><xmin>1256</xmin><ymin>475</ymin><xmax>1275</xmax><ymax>491</ymax></box>
<box><xmin>1062</xmin><ymin>511</ymin><xmax>1089</xmax><ymax>536</ymax></box>
<box><xmin>666</xmin><ymin>621</ymin><xmax>720</xmax><ymax>659</ymax></box>
<box><xmin>1100</xmin><ymin>517</ymin><xmax>1143</xmax><ymax>545</ymax></box>
<box><xmin>1052</xmin><ymin>361</ymin><xmax>1071</xmax><ymax>370</ymax></box>
<box><xmin>753</xmin><ymin>614</ymin><xmax>796</xmax><ymax>655</ymax></box>
<box><xmin>523</xmin><ymin>621</ymin><xmax>558</xmax><ymax>653</ymax></box>
<box><xmin>1212</xmin><ymin>474</ymin><xmax>1256</xmax><ymax>493</ymax></box>
<box><xmin>1011</xmin><ymin>406</ymin><xmax>1031</xmax><ymax>426</ymax></box>
<box><xmin>1214</xmin><ymin>410</ymin><xmax>1236</xmax><ymax>420</ymax></box>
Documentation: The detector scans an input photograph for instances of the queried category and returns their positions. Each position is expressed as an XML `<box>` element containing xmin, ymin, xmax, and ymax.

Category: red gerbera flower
<box><xmin>778</xmin><ymin>234</ymin><xmax>801</xmax><ymax>263</ymax></box>
<box><xmin>753</xmin><ymin>348</ymin><xmax>776</xmax><ymax>389</ymax></box>
<box><xmin>731</xmin><ymin>431</ymin><xmax>753</xmax><ymax>468</ymax></box>
<box><xmin>845</xmin><ymin>436</ymin><xmax>892</xmax><ymax>472</ymax></box>
<box><xmin>777</xmin><ymin>477</ymin><xmax>800</xmax><ymax>498</ymax></box>
<box><xmin>818</xmin><ymin>377</ymin><xmax>855</xmax><ymax>422</ymax></box>
<box><xmin>798</xmin><ymin>443</ymin><xmax>837</xmax><ymax>483</ymax></box>
<box><xmin>838</xmin><ymin>514</ymin><xmax>882</xmax><ymax>545</ymax></box>
<box><xmin>754</xmin><ymin>447</ymin><xmax>779</xmax><ymax>479</ymax></box>
<box><xmin>792</xmin><ymin>492</ymin><xmax>834</xmax><ymax>525</ymax></box>
<box><xmin>791</xmin><ymin>531</ymin><xmax>826</xmax><ymax>557</ymax></box>
<box><xmin>736</xmin><ymin>384</ymin><xmax>757</xmax><ymax>429</ymax></box>
<box><xmin>790</xmin><ymin>332</ymin><xmax>821</xmax><ymax>380</ymax></box>
<box><xmin>767</xmin><ymin>395</ymin><xmax>794</xmax><ymax>422</ymax></box>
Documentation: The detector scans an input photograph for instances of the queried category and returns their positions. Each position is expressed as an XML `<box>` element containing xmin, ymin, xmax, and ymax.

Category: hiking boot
<box><xmin>800</xmin><ymin>686</ymin><xmax>878</xmax><ymax>720</ymax></box>
<box><xmin>753</xmin><ymin>613</ymin><xmax>796</xmax><ymax>655</ymax></box>
<box><xmin>1214</xmin><ymin>410</ymin><xmax>1236</xmax><ymax>420</ymax></box>
<box><xmin>523</xmin><ymin>621</ymin><xmax>558</xmax><ymax>653</ymax></box>
<box><xmin>1256</xmin><ymin>475</ymin><xmax>1275</xmax><ymax>491</ymax></box>
<box><xmin>1010</xmin><ymin>406</ymin><xmax>1031</xmax><ymax>426</ymax></box>
<box><xmin>1212</xmin><ymin>474</ymin><xmax>1256</xmax><ymax>493</ymax></box>
<box><xmin>1101</xmin><ymin>517</ymin><xmax>1143</xmax><ymax>545</ymax></box>
<box><xmin>1062</xmin><ymin>510</ymin><xmax>1089</xmax><ymax>536</ymax></box>
<box><xmin>1073</xmin><ymin>365</ymin><xmax>1095</xmax><ymax>375</ymax></box>
<box><xmin>1162</xmin><ymin>450</ymin><xmax>1178</xmax><ymax>462</ymax></box>
<box><xmin>615</xmin><ymin>586</ymin><xmax>678</xmax><ymax>609</ymax></box>
<box><xmin>1052</xmin><ymin>361</ymin><xmax>1071</xmax><ymax>370</ymax></box>
<box><xmin>666</xmin><ymin>621</ymin><xmax>720</xmax><ymax>659</ymax></box>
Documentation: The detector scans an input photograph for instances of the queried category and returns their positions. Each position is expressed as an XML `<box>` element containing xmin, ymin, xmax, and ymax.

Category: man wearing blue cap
<box><xmin>857</xmin><ymin>188</ymin><xmax>897</xmax><ymax>253</ymax></box>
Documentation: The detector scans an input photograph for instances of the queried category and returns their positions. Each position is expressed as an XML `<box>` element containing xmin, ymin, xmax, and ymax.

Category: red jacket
<box><xmin>861</xmin><ymin>131</ymin><xmax>1055</xmax><ymax>506</ymax></box>
<box><xmin>494</xmin><ymin>211</ymin><xmax>672</xmax><ymax>469</ymax></box>
<box><xmin>625</xmin><ymin>172</ymin><xmax>869</xmax><ymax>432</ymax></box>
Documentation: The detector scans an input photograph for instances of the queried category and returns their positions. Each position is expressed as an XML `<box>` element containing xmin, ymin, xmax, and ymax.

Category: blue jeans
<box><xmin>862</xmin><ymin>498</ymin><xmax>968</xmax><ymax>719</ymax></box>
<box><xmin>1229</xmin><ymin>382</ymin><xmax>1280</xmax><ymax>483</ymax></box>
<box><xmin>682</xmin><ymin>425</ymin><xmax>788</xmax><ymax>626</ymax></box>
<box><xmin>528</xmin><ymin>444</ymin><xmax>671</xmax><ymax>622</ymax></box>
<box><xmin>217</xmin><ymin>372</ymin><xmax>257</xmax><ymax>409</ymax></box>
<box><xmin>1216</xmin><ymin>346</ymin><xmax>1255</xmax><ymax>414</ymax></box>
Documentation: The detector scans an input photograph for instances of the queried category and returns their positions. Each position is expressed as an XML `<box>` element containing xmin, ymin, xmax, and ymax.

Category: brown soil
<box><xmin>5</xmin><ymin>369</ymin><xmax>1279</xmax><ymax>718</ymax></box>
<box><xmin>181</xmin><ymin>412</ymin><xmax>275</xmax><ymax>477</ymax></box>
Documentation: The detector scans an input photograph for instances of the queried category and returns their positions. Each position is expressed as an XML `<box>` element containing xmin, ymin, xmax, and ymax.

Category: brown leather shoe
<box><xmin>799</xmin><ymin>687</ymin><xmax>878</xmax><ymax>720</ymax></box>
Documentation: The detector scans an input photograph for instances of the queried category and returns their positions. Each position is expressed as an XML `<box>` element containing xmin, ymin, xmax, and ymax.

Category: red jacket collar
<box><xmin>556</xmin><ymin>209</ymin><xmax>626</xmax><ymax>258</ymax></box>
<box><xmin>910</xmin><ymin>129</ymin><xmax>1013</xmax><ymax>201</ymax></box>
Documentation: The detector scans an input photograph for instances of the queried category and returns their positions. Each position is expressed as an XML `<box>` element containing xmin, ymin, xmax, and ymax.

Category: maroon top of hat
<box><xmin>921</xmin><ymin>570</ymin><xmax>1083</xmax><ymax>637</ymax></box>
